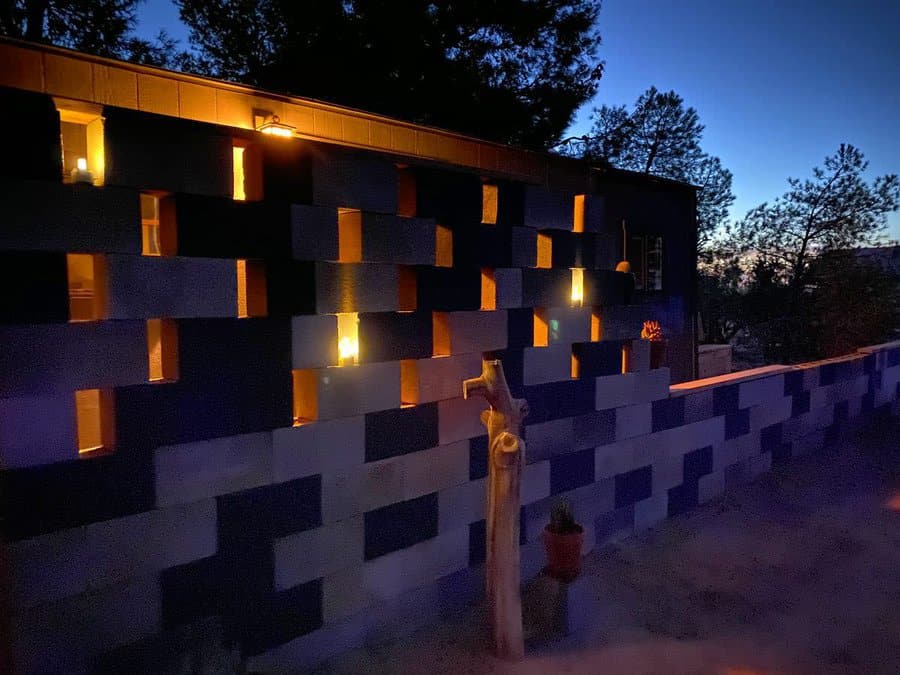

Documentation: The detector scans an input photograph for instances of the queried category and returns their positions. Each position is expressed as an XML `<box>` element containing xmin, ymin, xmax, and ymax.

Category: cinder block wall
<box><xmin>3</xmin><ymin>84</ymin><xmax>896</xmax><ymax>673</ymax></box>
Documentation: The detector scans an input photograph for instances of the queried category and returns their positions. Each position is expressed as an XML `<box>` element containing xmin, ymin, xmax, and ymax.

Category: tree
<box><xmin>558</xmin><ymin>86</ymin><xmax>734</xmax><ymax>249</ymax></box>
<box><xmin>176</xmin><ymin>0</ymin><xmax>604</xmax><ymax>149</ymax></box>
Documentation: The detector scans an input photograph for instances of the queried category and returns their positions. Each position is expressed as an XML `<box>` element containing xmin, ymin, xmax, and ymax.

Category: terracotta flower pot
<box><xmin>543</xmin><ymin>524</ymin><xmax>584</xmax><ymax>581</ymax></box>
<box><xmin>649</xmin><ymin>340</ymin><xmax>667</xmax><ymax>369</ymax></box>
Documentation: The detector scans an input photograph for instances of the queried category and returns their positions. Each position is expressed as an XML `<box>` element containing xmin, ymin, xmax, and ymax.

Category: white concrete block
<box><xmin>698</xmin><ymin>470</ymin><xmax>725</xmax><ymax>504</ymax></box>
<box><xmin>634</xmin><ymin>493</ymin><xmax>667</xmax><ymax>531</ymax></box>
<box><xmin>272</xmin><ymin>416</ymin><xmax>365</xmax><ymax>482</ymax></box>
<box><xmin>0</xmin><ymin>393</ymin><xmax>77</xmax><ymax>469</ymax></box>
<box><xmin>443</xmin><ymin>310</ymin><xmax>507</xmax><ymax>354</ymax></box>
<box><xmin>317</xmin><ymin>361</ymin><xmax>400</xmax><ymax>419</ymax></box>
<box><xmin>522</xmin><ymin>459</ymin><xmax>551</xmax><ymax>505</ymax></box>
<box><xmin>594</xmin><ymin>373</ymin><xmax>636</xmax><ymax>410</ymax></box>
<box><xmin>624</xmin><ymin>338</ymin><xmax>651</xmax><ymax>373</ymax></box>
<box><xmin>595</xmin><ymin>438</ymin><xmax>637</xmax><ymax>479</ymax></box>
<box><xmin>525</xmin><ymin>417</ymin><xmax>574</xmax><ymax>462</ymax></box>
<box><xmin>615</xmin><ymin>403</ymin><xmax>652</xmax><ymax>440</ymax></box>
<box><xmin>438</xmin><ymin>396</ymin><xmax>487</xmax><ymax>445</ymax></box>
<box><xmin>403</xmin><ymin>441</ymin><xmax>470</xmax><ymax>499</ymax></box>
<box><xmin>738</xmin><ymin>374</ymin><xmax>784</xmax><ymax>409</ymax></box>
<box><xmin>274</xmin><ymin>517</ymin><xmax>364</xmax><ymax>590</ymax></box>
<box><xmin>494</xmin><ymin>268</ymin><xmax>522</xmax><ymax>308</ymax></box>
<box><xmin>10</xmin><ymin>499</ymin><xmax>216</xmax><ymax>610</ymax></box>
<box><xmin>681</xmin><ymin>389</ymin><xmax>714</xmax><ymax>423</ymax></box>
<box><xmin>414</xmin><ymin>353</ymin><xmax>482</xmax><ymax>404</ymax></box>
<box><xmin>800</xmin><ymin>404</ymin><xmax>834</xmax><ymax>435</ymax></box>
<box><xmin>653</xmin><ymin>456</ymin><xmax>683</xmax><ymax>492</ymax></box>
<box><xmin>748</xmin><ymin>396</ymin><xmax>793</xmax><ymax>431</ymax></box>
<box><xmin>155</xmin><ymin>431</ymin><xmax>273</xmax><ymax>507</ymax></box>
<box><xmin>633</xmin><ymin>367</ymin><xmax>671</xmax><ymax>401</ymax></box>
<box><xmin>292</xmin><ymin>314</ymin><xmax>339</xmax><ymax>369</ymax></box>
<box><xmin>438</xmin><ymin>478</ymin><xmax>486</xmax><ymax>532</ymax></box>
<box><xmin>523</xmin><ymin>345</ymin><xmax>570</xmax><ymax>385</ymax></box>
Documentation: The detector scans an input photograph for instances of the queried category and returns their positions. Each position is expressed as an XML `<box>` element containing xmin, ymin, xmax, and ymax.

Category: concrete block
<box><xmin>437</xmin><ymin>478</ymin><xmax>486</xmax><ymax>532</ymax></box>
<box><xmin>361</xmin><ymin>212</ymin><xmax>436</xmax><ymax>265</ymax></box>
<box><xmin>322</xmin><ymin>458</ymin><xmax>404</xmax><ymax>523</ymax></box>
<box><xmin>524</xmin><ymin>185</ymin><xmax>575</xmax><ymax>230</ymax></box>
<box><xmin>495</xmin><ymin>268</ymin><xmax>523</xmax><ymax>308</ymax></box>
<box><xmin>442</xmin><ymin>310</ymin><xmax>507</xmax><ymax>354</ymax></box>
<box><xmin>698</xmin><ymin>343</ymin><xmax>732</xmax><ymax>378</ymax></box>
<box><xmin>526</xmin><ymin>417</ymin><xmax>575</xmax><ymax>462</ymax></box>
<box><xmin>682</xmin><ymin>389</ymin><xmax>714</xmax><ymax>423</ymax></box>
<box><xmin>0</xmin><ymin>393</ymin><xmax>77</xmax><ymax>469</ymax></box>
<box><xmin>634</xmin><ymin>493</ymin><xmax>668</xmax><ymax>530</ymax></box>
<box><xmin>13</xmin><ymin>574</ymin><xmax>162</xmax><ymax>674</ymax></box>
<box><xmin>402</xmin><ymin>441</ymin><xmax>470</xmax><ymax>500</ymax></box>
<box><xmin>595</xmin><ymin>438</ymin><xmax>637</xmax><ymax>479</ymax></box>
<box><xmin>738</xmin><ymin>374</ymin><xmax>784</xmax><ymax>409</ymax></box>
<box><xmin>511</xmin><ymin>226</ymin><xmax>538</xmax><ymax>268</ymax></box>
<box><xmin>106</xmin><ymin>254</ymin><xmax>238</xmax><ymax>319</ymax></box>
<box><xmin>794</xmin><ymin>430</ymin><xmax>825</xmax><ymax>457</ymax></box>
<box><xmin>624</xmin><ymin>338</ymin><xmax>651</xmax><ymax>373</ymax></box>
<box><xmin>316</xmin><ymin>361</ymin><xmax>400</xmax><ymax>419</ymax></box>
<box><xmin>274</xmin><ymin>517</ymin><xmax>364</xmax><ymax>590</ymax></box>
<box><xmin>523</xmin><ymin>345</ymin><xmax>571</xmax><ymax>385</ymax></box>
<box><xmin>438</xmin><ymin>396</ymin><xmax>487</xmax><ymax>445</ymax></box>
<box><xmin>595</xmin><ymin>369</ymin><xmax>670</xmax><ymax>410</ymax></box>
<box><xmin>315</xmin><ymin>262</ymin><xmax>398</xmax><ymax>314</ymax></box>
<box><xmin>0</xmin><ymin>322</ymin><xmax>147</xmax><ymax>397</ymax></box>
<box><xmin>653</xmin><ymin>456</ymin><xmax>683</xmax><ymax>492</ymax></box>
<box><xmin>292</xmin><ymin>204</ymin><xmax>339</xmax><ymax>261</ymax></box>
<box><xmin>10</xmin><ymin>499</ymin><xmax>215</xmax><ymax>610</ymax></box>
<box><xmin>800</xmin><ymin>404</ymin><xmax>834</xmax><ymax>435</ymax></box>
<box><xmin>615</xmin><ymin>403</ymin><xmax>652</xmax><ymax>440</ymax></box>
<box><xmin>272</xmin><ymin>415</ymin><xmax>365</xmax><ymax>482</ymax></box>
<box><xmin>698</xmin><ymin>470</ymin><xmax>725</xmax><ymax>504</ymax></box>
<box><xmin>572</xmin><ymin>409</ymin><xmax>615</xmax><ymax>450</ymax></box>
<box><xmin>520</xmin><ymin>538</ymin><xmax>547</xmax><ymax>580</ymax></box>
<box><xmin>154</xmin><ymin>432</ymin><xmax>273</xmax><ymax>507</ymax></box>
<box><xmin>311</xmin><ymin>150</ymin><xmax>397</xmax><ymax>213</ymax></box>
<box><xmin>522</xmin><ymin>459</ymin><xmax>552</xmax><ymax>504</ymax></box>
<box><xmin>748</xmin><ymin>396</ymin><xmax>793</xmax><ymax>430</ymax></box>
<box><xmin>414</xmin><ymin>353</ymin><xmax>483</xmax><ymax>403</ymax></box>
<box><xmin>544</xmin><ymin>307</ymin><xmax>592</xmax><ymax>346</ymax></box>
<box><xmin>749</xmin><ymin>451</ymin><xmax>772</xmax><ymax>477</ymax></box>
<box><xmin>292</xmin><ymin>314</ymin><xmax>338</xmax><ymax>369</ymax></box>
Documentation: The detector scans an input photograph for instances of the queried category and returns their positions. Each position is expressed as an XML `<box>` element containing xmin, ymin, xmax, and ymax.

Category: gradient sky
<box><xmin>137</xmin><ymin>0</ymin><xmax>900</xmax><ymax>237</ymax></box>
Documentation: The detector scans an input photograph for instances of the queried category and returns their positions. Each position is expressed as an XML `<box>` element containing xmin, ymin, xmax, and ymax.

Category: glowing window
<box><xmin>573</xmin><ymin>194</ymin><xmax>586</xmax><ymax>233</ymax></box>
<box><xmin>141</xmin><ymin>192</ymin><xmax>176</xmax><ymax>256</ymax></box>
<box><xmin>398</xmin><ymin>266</ymin><xmax>417</xmax><ymax>312</ymax></box>
<box><xmin>338</xmin><ymin>208</ymin><xmax>362</xmax><ymax>262</ymax></box>
<box><xmin>147</xmin><ymin>319</ymin><xmax>179</xmax><ymax>382</ymax></box>
<box><xmin>482</xmin><ymin>184</ymin><xmax>498</xmax><ymax>224</ymax></box>
<box><xmin>236</xmin><ymin>259</ymin><xmax>268</xmax><ymax>318</ymax></box>
<box><xmin>481</xmin><ymin>268</ymin><xmax>496</xmax><ymax>311</ymax></box>
<box><xmin>232</xmin><ymin>146</ymin><xmax>246</xmax><ymax>201</ymax></box>
<box><xmin>336</xmin><ymin>312</ymin><xmax>359</xmax><ymax>366</ymax></box>
<box><xmin>292</xmin><ymin>370</ymin><xmax>318</xmax><ymax>426</ymax></box>
<box><xmin>533</xmin><ymin>309</ymin><xmax>549</xmax><ymax>348</ymax></box>
<box><xmin>56</xmin><ymin>101</ymin><xmax>104</xmax><ymax>186</ymax></box>
<box><xmin>436</xmin><ymin>225</ymin><xmax>453</xmax><ymax>267</ymax></box>
<box><xmin>401</xmin><ymin>359</ymin><xmax>419</xmax><ymax>407</ymax></box>
<box><xmin>537</xmin><ymin>233</ymin><xmax>553</xmax><ymax>269</ymax></box>
<box><xmin>397</xmin><ymin>165</ymin><xmax>417</xmax><ymax>217</ymax></box>
<box><xmin>75</xmin><ymin>389</ymin><xmax>114</xmax><ymax>456</ymax></box>
<box><xmin>67</xmin><ymin>253</ymin><xmax>107</xmax><ymax>322</ymax></box>
<box><xmin>433</xmin><ymin>312</ymin><xmax>451</xmax><ymax>356</ymax></box>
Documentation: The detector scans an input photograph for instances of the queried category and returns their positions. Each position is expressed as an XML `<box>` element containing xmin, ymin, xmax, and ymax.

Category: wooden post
<box><xmin>463</xmin><ymin>359</ymin><xmax>528</xmax><ymax>660</ymax></box>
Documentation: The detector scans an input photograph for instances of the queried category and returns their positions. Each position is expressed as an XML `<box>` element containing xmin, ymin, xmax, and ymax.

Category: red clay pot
<box><xmin>649</xmin><ymin>340</ymin><xmax>667</xmax><ymax>369</ymax></box>
<box><xmin>543</xmin><ymin>525</ymin><xmax>584</xmax><ymax>581</ymax></box>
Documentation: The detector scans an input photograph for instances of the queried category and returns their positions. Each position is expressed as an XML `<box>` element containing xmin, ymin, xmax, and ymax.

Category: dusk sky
<box><xmin>137</xmin><ymin>0</ymin><xmax>900</xmax><ymax>238</ymax></box>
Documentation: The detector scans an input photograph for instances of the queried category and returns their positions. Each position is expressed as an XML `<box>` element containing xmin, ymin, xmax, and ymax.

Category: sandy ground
<box><xmin>314</xmin><ymin>418</ymin><xmax>900</xmax><ymax>675</ymax></box>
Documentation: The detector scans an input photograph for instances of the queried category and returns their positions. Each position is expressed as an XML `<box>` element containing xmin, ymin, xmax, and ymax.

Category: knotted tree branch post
<box><xmin>463</xmin><ymin>359</ymin><xmax>528</xmax><ymax>660</ymax></box>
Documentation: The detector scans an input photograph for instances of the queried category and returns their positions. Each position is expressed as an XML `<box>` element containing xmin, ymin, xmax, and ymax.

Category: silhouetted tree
<box><xmin>558</xmin><ymin>86</ymin><xmax>734</xmax><ymax>250</ymax></box>
<box><xmin>176</xmin><ymin>0</ymin><xmax>604</xmax><ymax>149</ymax></box>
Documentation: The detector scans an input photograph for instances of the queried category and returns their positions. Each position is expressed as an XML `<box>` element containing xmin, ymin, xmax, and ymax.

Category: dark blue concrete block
<box><xmin>549</xmin><ymin>447</ymin><xmax>595</xmax><ymax>495</ymax></box>
<box><xmin>683</xmin><ymin>445</ymin><xmax>713</xmax><ymax>482</ymax></box>
<box><xmin>824</xmin><ymin>422</ymin><xmax>842</xmax><ymax>445</ymax></box>
<box><xmin>652</xmin><ymin>396</ymin><xmax>685</xmax><ymax>433</ymax></box>
<box><xmin>416</xmin><ymin>266</ymin><xmax>481</xmax><ymax>311</ymax></box>
<box><xmin>0</xmin><ymin>452</ymin><xmax>154</xmax><ymax>540</ymax></box>
<box><xmin>365</xmin><ymin>403</ymin><xmax>439</xmax><ymax>462</ymax></box>
<box><xmin>572</xmin><ymin>341</ymin><xmax>624</xmax><ymax>378</ymax></box>
<box><xmin>487</xmin><ymin>349</ymin><xmax>524</xmax><ymax>395</ymax></box>
<box><xmin>469</xmin><ymin>435</ymin><xmax>489</xmax><ymax>480</ymax></box>
<box><xmin>861</xmin><ymin>391</ymin><xmax>875</xmax><ymax>412</ymax></box>
<box><xmin>364</xmin><ymin>492</ymin><xmax>438</xmax><ymax>560</ymax></box>
<box><xmin>819</xmin><ymin>362</ymin><xmax>837</xmax><ymax>386</ymax></box>
<box><xmin>713</xmin><ymin>383</ymin><xmax>740</xmax><ymax>416</ymax></box>
<box><xmin>724</xmin><ymin>459</ymin><xmax>750</xmax><ymax>487</ymax></box>
<box><xmin>262</xmin><ymin>137</ymin><xmax>314</xmax><ymax>204</ymax></box>
<box><xmin>772</xmin><ymin>442</ymin><xmax>793</xmax><ymax>466</ymax></box>
<box><xmin>453</xmin><ymin>223</ymin><xmax>514</xmax><ymax>268</ymax></box>
<box><xmin>667</xmin><ymin>481</ymin><xmax>698</xmax><ymax>517</ymax></box>
<box><xmin>834</xmin><ymin>400</ymin><xmax>849</xmax><ymax>422</ymax></box>
<box><xmin>760</xmin><ymin>423</ymin><xmax>783</xmax><ymax>454</ymax></box>
<box><xmin>415</xmin><ymin>167</ymin><xmax>482</xmax><ymax>225</ymax></box>
<box><xmin>160</xmin><ymin>555</ymin><xmax>220</xmax><ymax>628</ymax></box>
<box><xmin>888</xmin><ymin>348</ymin><xmax>900</xmax><ymax>368</ymax></box>
<box><xmin>523</xmin><ymin>379</ymin><xmax>595</xmax><ymax>424</ymax></box>
<box><xmin>359</xmin><ymin>311</ymin><xmax>433</xmax><ymax>363</ymax></box>
<box><xmin>506</xmin><ymin>308</ymin><xmax>535</xmax><ymax>349</ymax></box>
<box><xmin>792</xmin><ymin>390</ymin><xmax>811</xmax><ymax>416</ymax></box>
<box><xmin>614</xmin><ymin>465</ymin><xmax>652</xmax><ymax>508</ymax></box>
<box><xmin>573</xmin><ymin>409</ymin><xmax>616</xmax><ymax>448</ymax></box>
<box><xmin>863</xmin><ymin>354</ymin><xmax>876</xmax><ymax>374</ymax></box>
<box><xmin>521</xmin><ymin>268</ymin><xmax>570</xmax><ymax>307</ymax></box>
<box><xmin>545</xmin><ymin>229</ymin><xmax>577</xmax><ymax>268</ymax></box>
<box><xmin>724</xmin><ymin>408</ymin><xmax>750</xmax><ymax>440</ymax></box>
<box><xmin>783</xmin><ymin>370</ymin><xmax>805</xmax><ymax>396</ymax></box>
<box><xmin>218</xmin><ymin>475</ymin><xmax>321</xmax><ymax>549</ymax></box>
<box><xmin>585</xmin><ymin>270</ymin><xmax>627</xmax><ymax>306</ymax></box>
<box><xmin>496</xmin><ymin>181</ymin><xmax>525</xmax><ymax>227</ymax></box>
<box><xmin>870</xmin><ymin>371</ymin><xmax>883</xmax><ymax>393</ymax></box>
<box><xmin>265</xmin><ymin>259</ymin><xmax>317</xmax><ymax>317</ymax></box>
<box><xmin>594</xmin><ymin>505</ymin><xmax>634</xmax><ymax>543</ymax></box>
<box><xmin>0</xmin><ymin>251</ymin><xmax>68</xmax><ymax>324</ymax></box>
<box><xmin>0</xmin><ymin>86</ymin><xmax>62</xmax><ymax>181</ymax></box>
<box><xmin>238</xmin><ymin>579</ymin><xmax>323</xmax><ymax>657</ymax></box>
<box><xmin>574</xmin><ymin>232</ymin><xmax>598</xmax><ymax>270</ymax></box>
<box><xmin>469</xmin><ymin>519</ymin><xmax>486</xmax><ymax>565</ymax></box>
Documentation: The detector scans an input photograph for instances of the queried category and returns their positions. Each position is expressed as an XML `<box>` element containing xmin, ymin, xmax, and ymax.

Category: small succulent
<box><xmin>549</xmin><ymin>499</ymin><xmax>580</xmax><ymax>534</ymax></box>
<box><xmin>641</xmin><ymin>320</ymin><xmax>663</xmax><ymax>342</ymax></box>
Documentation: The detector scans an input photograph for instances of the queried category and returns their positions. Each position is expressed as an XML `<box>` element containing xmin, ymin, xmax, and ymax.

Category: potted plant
<box><xmin>543</xmin><ymin>500</ymin><xmax>584</xmax><ymax>581</ymax></box>
<box><xmin>642</xmin><ymin>320</ymin><xmax>666</xmax><ymax>369</ymax></box>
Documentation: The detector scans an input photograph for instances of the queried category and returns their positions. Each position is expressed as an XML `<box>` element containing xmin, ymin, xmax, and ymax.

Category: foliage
<box><xmin>175</xmin><ymin>0</ymin><xmax>604</xmax><ymax>149</ymax></box>
<box><xmin>557</xmin><ymin>86</ymin><xmax>734</xmax><ymax>250</ymax></box>
<box><xmin>548</xmin><ymin>499</ymin><xmax>580</xmax><ymax>534</ymax></box>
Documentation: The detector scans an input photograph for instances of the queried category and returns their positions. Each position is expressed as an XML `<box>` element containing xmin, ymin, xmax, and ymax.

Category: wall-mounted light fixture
<box><xmin>570</xmin><ymin>268</ymin><xmax>584</xmax><ymax>307</ymax></box>
<box><xmin>255</xmin><ymin>114</ymin><xmax>295</xmax><ymax>138</ymax></box>
<box><xmin>337</xmin><ymin>312</ymin><xmax>359</xmax><ymax>366</ymax></box>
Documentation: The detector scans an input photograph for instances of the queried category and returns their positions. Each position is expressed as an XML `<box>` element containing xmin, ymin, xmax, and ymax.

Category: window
<box><xmin>141</xmin><ymin>192</ymin><xmax>176</xmax><ymax>256</ymax></box>
<box><xmin>56</xmin><ymin>100</ymin><xmax>104</xmax><ymax>186</ymax></box>
<box><xmin>627</xmin><ymin>235</ymin><xmax>663</xmax><ymax>291</ymax></box>
<box><xmin>147</xmin><ymin>319</ymin><xmax>179</xmax><ymax>382</ymax></box>
<box><xmin>236</xmin><ymin>259</ymin><xmax>267</xmax><ymax>317</ymax></box>
<box><xmin>481</xmin><ymin>268</ymin><xmax>496</xmax><ymax>311</ymax></box>
<box><xmin>67</xmin><ymin>253</ymin><xmax>107</xmax><ymax>322</ymax></box>
<box><xmin>481</xmin><ymin>184</ymin><xmax>498</xmax><ymax>224</ymax></box>
<box><xmin>292</xmin><ymin>370</ymin><xmax>317</xmax><ymax>426</ymax></box>
<box><xmin>75</xmin><ymin>389</ymin><xmax>114</xmax><ymax>455</ymax></box>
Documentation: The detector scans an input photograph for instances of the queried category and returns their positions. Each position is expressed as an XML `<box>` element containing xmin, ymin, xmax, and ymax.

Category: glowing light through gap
<box><xmin>571</xmin><ymin>268</ymin><xmax>584</xmax><ymax>306</ymax></box>
<box><xmin>337</xmin><ymin>312</ymin><xmax>359</xmax><ymax>366</ymax></box>
<box><xmin>232</xmin><ymin>145</ymin><xmax>246</xmax><ymax>201</ymax></box>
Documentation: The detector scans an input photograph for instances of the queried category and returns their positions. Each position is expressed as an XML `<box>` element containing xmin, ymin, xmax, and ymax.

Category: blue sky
<box><xmin>137</xmin><ymin>0</ymin><xmax>899</xmax><ymax>237</ymax></box>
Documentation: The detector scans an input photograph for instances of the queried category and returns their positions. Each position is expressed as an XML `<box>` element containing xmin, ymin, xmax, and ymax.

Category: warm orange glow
<box><xmin>401</xmin><ymin>359</ymin><xmax>419</xmax><ymax>407</ymax></box>
<box><xmin>397</xmin><ymin>166</ymin><xmax>417</xmax><ymax>217</ymax></box>
<box><xmin>256</xmin><ymin>114</ymin><xmax>295</xmax><ymax>137</ymax></box>
<box><xmin>75</xmin><ymin>389</ymin><xmax>114</xmax><ymax>455</ymax></box>
<box><xmin>436</xmin><ymin>225</ymin><xmax>453</xmax><ymax>267</ymax></box>
<box><xmin>481</xmin><ymin>268</ymin><xmax>496</xmax><ymax>310</ymax></box>
<box><xmin>641</xmin><ymin>320</ymin><xmax>663</xmax><ymax>341</ymax></box>
<box><xmin>57</xmin><ymin>102</ymin><xmax>104</xmax><ymax>185</ymax></box>
<box><xmin>292</xmin><ymin>370</ymin><xmax>318</xmax><ymax>426</ymax></box>
<box><xmin>147</xmin><ymin>318</ymin><xmax>179</xmax><ymax>382</ymax></box>
<box><xmin>67</xmin><ymin>253</ymin><xmax>107</xmax><ymax>322</ymax></box>
<box><xmin>433</xmin><ymin>312</ymin><xmax>451</xmax><ymax>356</ymax></box>
<box><xmin>141</xmin><ymin>192</ymin><xmax>177</xmax><ymax>256</ymax></box>
<box><xmin>573</xmin><ymin>194</ymin><xmax>586</xmax><ymax>233</ymax></box>
<box><xmin>482</xmin><ymin>184</ymin><xmax>498</xmax><ymax>224</ymax></box>
<box><xmin>398</xmin><ymin>265</ymin><xmax>417</xmax><ymax>311</ymax></box>
<box><xmin>621</xmin><ymin>344</ymin><xmax>631</xmax><ymax>374</ymax></box>
<box><xmin>885</xmin><ymin>493</ymin><xmax>900</xmax><ymax>511</ymax></box>
<box><xmin>338</xmin><ymin>208</ymin><xmax>362</xmax><ymax>263</ymax></box>
<box><xmin>571</xmin><ymin>352</ymin><xmax>580</xmax><ymax>379</ymax></box>
<box><xmin>534</xmin><ymin>309</ymin><xmax>549</xmax><ymax>347</ymax></box>
<box><xmin>570</xmin><ymin>268</ymin><xmax>584</xmax><ymax>306</ymax></box>
<box><xmin>237</xmin><ymin>259</ymin><xmax>268</xmax><ymax>318</ymax></box>
<box><xmin>591</xmin><ymin>310</ymin><xmax>602</xmax><ymax>342</ymax></box>
<box><xmin>337</xmin><ymin>312</ymin><xmax>359</xmax><ymax>366</ymax></box>
<box><xmin>232</xmin><ymin>145</ymin><xmax>246</xmax><ymax>200</ymax></box>
<box><xmin>537</xmin><ymin>233</ymin><xmax>553</xmax><ymax>269</ymax></box>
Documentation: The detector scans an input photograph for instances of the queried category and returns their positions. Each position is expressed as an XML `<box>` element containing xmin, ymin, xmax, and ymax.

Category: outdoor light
<box><xmin>337</xmin><ymin>312</ymin><xmax>359</xmax><ymax>366</ymax></box>
<box><xmin>256</xmin><ymin>114</ymin><xmax>295</xmax><ymax>138</ymax></box>
<box><xmin>71</xmin><ymin>157</ymin><xmax>94</xmax><ymax>184</ymax></box>
<box><xmin>571</xmin><ymin>268</ymin><xmax>584</xmax><ymax>306</ymax></box>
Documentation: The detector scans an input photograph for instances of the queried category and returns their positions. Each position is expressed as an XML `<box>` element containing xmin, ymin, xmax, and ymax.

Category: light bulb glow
<box><xmin>571</xmin><ymin>268</ymin><xmax>584</xmax><ymax>306</ymax></box>
<box><xmin>256</xmin><ymin>114</ymin><xmax>295</xmax><ymax>138</ymax></box>
<box><xmin>336</xmin><ymin>312</ymin><xmax>359</xmax><ymax>366</ymax></box>
<box><xmin>76</xmin><ymin>157</ymin><xmax>87</xmax><ymax>171</ymax></box>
